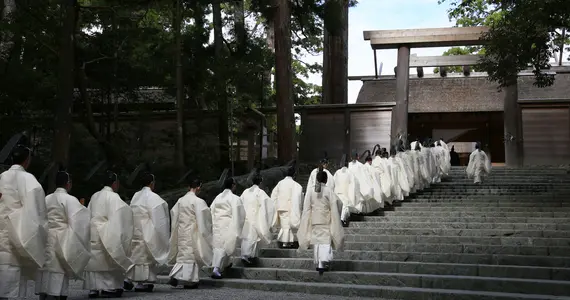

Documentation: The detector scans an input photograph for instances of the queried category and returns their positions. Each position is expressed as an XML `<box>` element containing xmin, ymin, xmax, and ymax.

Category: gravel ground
<box><xmin>20</xmin><ymin>281</ymin><xmax>376</xmax><ymax>300</ymax></box>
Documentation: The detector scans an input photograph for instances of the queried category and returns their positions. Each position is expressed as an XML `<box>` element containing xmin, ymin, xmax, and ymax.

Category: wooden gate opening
<box><xmin>409</xmin><ymin>111</ymin><xmax>505</xmax><ymax>164</ymax></box>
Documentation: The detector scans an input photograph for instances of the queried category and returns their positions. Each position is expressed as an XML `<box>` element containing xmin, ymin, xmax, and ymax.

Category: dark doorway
<box><xmin>408</xmin><ymin>112</ymin><xmax>505</xmax><ymax>164</ymax></box>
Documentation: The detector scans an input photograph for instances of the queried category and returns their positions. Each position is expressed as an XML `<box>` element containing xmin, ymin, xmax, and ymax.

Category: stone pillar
<box><xmin>503</xmin><ymin>81</ymin><xmax>523</xmax><ymax>167</ymax></box>
<box><xmin>391</xmin><ymin>45</ymin><xmax>411</xmax><ymax>146</ymax></box>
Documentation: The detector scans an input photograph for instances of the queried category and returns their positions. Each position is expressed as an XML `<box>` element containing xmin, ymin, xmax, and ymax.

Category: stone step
<box><xmin>397</xmin><ymin>202</ymin><xmax>570</xmax><ymax>206</ymax></box>
<box><xmin>160</xmin><ymin>257</ymin><xmax>570</xmax><ymax>280</ymax></box>
<box><xmin>156</xmin><ymin>277</ymin><xmax>570</xmax><ymax>300</ymax></box>
<box><xmin>260</xmin><ymin>249</ymin><xmax>570</xmax><ymax>268</ymax></box>
<box><xmin>381</xmin><ymin>210</ymin><xmax>570</xmax><ymax>217</ymax></box>
<box><xmin>288</xmin><ymin>241</ymin><xmax>570</xmax><ymax>257</ymax></box>
<box><xmin>348</xmin><ymin>221</ymin><xmax>570</xmax><ymax>231</ymax></box>
<box><xmin>385</xmin><ymin>207</ymin><xmax>570</xmax><ymax>212</ymax></box>
<box><xmin>361</xmin><ymin>216</ymin><xmax>570</xmax><ymax>224</ymax></box>
<box><xmin>169</xmin><ymin>267</ymin><xmax>570</xmax><ymax>296</ymax></box>
<box><xmin>344</xmin><ymin>234</ymin><xmax>570</xmax><ymax>247</ymax></box>
<box><xmin>342</xmin><ymin>227</ymin><xmax>570</xmax><ymax>238</ymax></box>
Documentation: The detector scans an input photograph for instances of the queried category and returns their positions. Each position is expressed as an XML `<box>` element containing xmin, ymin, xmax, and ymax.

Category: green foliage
<box><xmin>440</xmin><ymin>0</ymin><xmax>570</xmax><ymax>87</ymax></box>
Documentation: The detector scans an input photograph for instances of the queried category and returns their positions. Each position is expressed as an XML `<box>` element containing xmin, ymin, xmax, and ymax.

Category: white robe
<box><xmin>396</xmin><ymin>152</ymin><xmax>415</xmax><ymax>194</ymax></box>
<box><xmin>431</xmin><ymin>147</ymin><xmax>443</xmax><ymax>183</ymax></box>
<box><xmin>83</xmin><ymin>187</ymin><xmax>134</xmax><ymax>291</ymax></box>
<box><xmin>421</xmin><ymin>147</ymin><xmax>436</xmax><ymax>184</ymax></box>
<box><xmin>437</xmin><ymin>145</ymin><xmax>451</xmax><ymax>176</ymax></box>
<box><xmin>333</xmin><ymin>167</ymin><xmax>360</xmax><ymax>221</ymax></box>
<box><xmin>409</xmin><ymin>150</ymin><xmax>426</xmax><ymax>191</ymax></box>
<box><xmin>127</xmin><ymin>187</ymin><xmax>170</xmax><ymax>283</ymax></box>
<box><xmin>371</xmin><ymin>156</ymin><xmax>392</xmax><ymax>200</ymax></box>
<box><xmin>347</xmin><ymin>161</ymin><xmax>377</xmax><ymax>213</ymax></box>
<box><xmin>271</xmin><ymin>176</ymin><xmax>303</xmax><ymax>243</ymax></box>
<box><xmin>297</xmin><ymin>184</ymin><xmax>344</xmax><ymax>269</ymax></box>
<box><xmin>35</xmin><ymin>188</ymin><xmax>91</xmax><ymax>297</ymax></box>
<box><xmin>168</xmin><ymin>191</ymin><xmax>213</xmax><ymax>284</ymax></box>
<box><xmin>304</xmin><ymin>168</ymin><xmax>334</xmax><ymax>204</ymax></box>
<box><xmin>211</xmin><ymin>189</ymin><xmax>245</xmax><ymax>269</ymax></box>
<box><xmin>387</xmin><ymin>157</ymin><xmax>409</xmax><ymax>202</ymax></box>
<box><xmin>466</xmin><ymin>150</ymin><xmax>492</xmax><ymax>183</ymax></box>
<box><xmin>0</xmin><ymin>165</ymin><xmax>47</xmax><ymax>298</ymax></box>
<box><xmin>240</xmin><ymin>185</ymin><xmax>274</xmax><ymax>258</ymax></box>
<box><xmin>364</xmin><ymin>163</ymin><xmax>384</xmax><ymax>209</ymax></box>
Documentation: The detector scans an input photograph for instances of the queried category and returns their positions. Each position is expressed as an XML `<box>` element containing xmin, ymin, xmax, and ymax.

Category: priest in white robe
<box><xmin>436</xmin><ymin>141</ymin><xmax>451</xmax><ymax>177</ymax></box>
<box><xmin>168</xmin><ymin>179</ymin><xmax>213</xmax><ymax>289</ymax></box>
<box><xmin>348</xmin><ymin>151</ymin><xmax>378</xmax><ymax>213</ymax></box>
<box><xmin>83</xmin><ymin>172</ymin><xmax>134</xmax><ymax>298</ymax></box>
<box><xmin>387</xmin><ymin>148</ymin><xmax>410</xmax><ymax>202</ymax></box>
<box><xmin>409</xmin><ymin>144</ymin><xmax>426</xmax><ymax>192</ymax></box>
<box><xmin>210</xmin><ymin>177</ymin><xmax>245</xmax><ymax>279</ymax></box>
<box><xmin>125</xmin><ymin>172</ymin><xmax>169</xmax><ymax>292</ymax></box>
<box><xmin>420</xmin><ymin>142</ymin><xmax>436</xmax><ymax>185</ymax></box>
<box><xmin>240</xmin><ymin>171</ymin><xmax>274</xmax><ymax>265</ymax></box>
<box><xmin>298</xmin><ymin>168</ymin><xmax>344</xmax><ymax>275</ymax></box>
<box><xmin>372</xmin><ymin>150</ymin><xmax>392</xmax><ymax>203</ymax></box>
<box><xmin>0</xmin><ymin>146</ymin><xmax>47</xmax><ymax>299</ymax></box>
<box><xmin>333</xmin><ymin>161</ymin><xmax>360</xmax><ymax>226</ymax></box>
<box><xmin>466</xmin><ymin>143</ymin><xmax>492</xmax><ymax>184</ymax></box>
<box><xmin>36</xmin><ymin>170</ymin><xmax>91</xmax><ymax>300</ymax></box>
<box><xmin>305</xmin><ymin>159</ymin><xmax>335</xmax><ymax>202</ymax></box>
<box><xmin>271</xmin><ymin>167</ymin><xmax>303</xmax><ymax>249</ymax></box>
<box><xmin>395</xmin><ymin>147</ymin><xmax>415</xmax><ymax>195</ymax></box>
<box><xmin>363</xmin><ymin>156</ymin><xmax>384</xmax><ymax>209</ymax></box>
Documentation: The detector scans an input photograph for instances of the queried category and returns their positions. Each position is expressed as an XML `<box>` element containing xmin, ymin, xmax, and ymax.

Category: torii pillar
<box><xmin>392</xmin><ymin>46</ymin><xmax>411</xmax><ymax>145</ymax></box>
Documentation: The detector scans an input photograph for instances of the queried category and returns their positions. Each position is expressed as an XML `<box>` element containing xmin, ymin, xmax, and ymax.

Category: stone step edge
<box><xmin>263</xmin><ymin>249</ymin><xmax>570</xmax><ymax>259</ymax></box>
<box><xmin>347</xmin><ymin>221</ymin><xmax>570</xmax><ymax>227</ymax></box>
<box><xmin>158</xmin><ymin>258</ymin><xmax>570</xmax><ymax>278</ymax></box>
<box><xmin>154</xmin><ymin>276</ymin><xmax>570</xmax><ymax>300</ymax></box>
<box><xmin>343</xmin><ymin>233</ymin><xmax>570</xmax><ymax>242</ymax></box>
<box><xmin>264</xmin><ymin>241</ymin><xmax>570</xmax><ymax>250</ymax></box>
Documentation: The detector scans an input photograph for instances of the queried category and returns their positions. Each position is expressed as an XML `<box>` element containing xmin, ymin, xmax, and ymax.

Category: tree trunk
<box><xmin>322</xmin><ymin>0</ymin><xmax>349</xmax><ymax>104</ymax></box>
<box><xmin>262</xmin><ymin>16</ymin><xmax>275</xmax><ymax>108</ymax></box>
<box><xmin>213</xmin><ymin>0</ymin><xmax>230</xmax><ymax>169</ymax></box>
<box><xmin>174</xmin><ymin>0</ymin><xmax>185</xmax><ymax>175</ymax></box>
<box><xmin>50</xmin><ymin>0</ymin><xmax>77</xmax><ymax>192</ymax></box>
<box><xmin>274</xmin><ymin>0</ymin><xmax>295</xmax><ymax>163</ymax></box>
<box><xmin>0</xmin><ymin>0</ymin><xmax>17</xmax><ymax>71</ymax></box>
<box><xmin>233</xmin><ymin>0</ymin><xmax>246</xmax><ymax>55</ymax></box>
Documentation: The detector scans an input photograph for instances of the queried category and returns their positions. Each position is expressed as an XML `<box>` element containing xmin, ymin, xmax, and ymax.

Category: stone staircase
<box><xmin>161</xmin><ymin>166</ymin><xmax>570</xmax><ymax>299</ymax></box>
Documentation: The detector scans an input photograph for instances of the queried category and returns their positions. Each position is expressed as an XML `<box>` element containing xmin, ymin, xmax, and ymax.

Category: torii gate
<box><xmin>363</xmin><ymin>26</ymin><xmax>523</xmax><ymax>167</ymax></box>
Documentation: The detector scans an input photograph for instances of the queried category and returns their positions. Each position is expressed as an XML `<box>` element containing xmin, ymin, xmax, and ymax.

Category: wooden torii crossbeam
<box><xmin>363</xmin><ymin>27</ymin><xmax>489</xmax><ymax>49</ymax></box>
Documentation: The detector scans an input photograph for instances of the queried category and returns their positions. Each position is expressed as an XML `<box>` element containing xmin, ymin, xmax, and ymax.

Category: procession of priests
<box><xmin>0</xmin><ymin>138</ymin><xmax>491</xmax><ymax>298</ymax></box>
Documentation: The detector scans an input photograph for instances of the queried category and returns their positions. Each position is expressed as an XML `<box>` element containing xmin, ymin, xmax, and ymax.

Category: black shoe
<box><xmin>183</xmin><ymin>283</ymin><xmax>199</xmax><ymax>289</ymax></box>
<box><xmin>211</xmin><ymin>272</ymin><xmax>223</xmax><ymax>279</ymax></box>
<box><xmin>134</xmin><ymin>284</ymin><xmax>154</xmax><ymax>293</ymax></box>
<box><xmin>317</xmin><ymin>268</ymin><xmax>327</xmax><ymax>275</ymax></box>
<box><xmin>167</xmin><ymin>278</ymin><xmax>179</xmax><ymax>287</ymax></box>
<box><xmin>123</xmin><ymin>281</ymin><xmax>134</xmax><ymax>291</ymax></box>
<box><xmin>88</xmin><ymin>291</ymin><xmax>99</xmax><ymax>298</ymax></box>
<box><xmin>241</xmin><ymin>257</ymin><xmax>252</xmax><ymax>265</ymax></box>
<box><xmin>101</xmin><ymin>289</ymin><xmax>123</xmax><ymax>298</ymax></box>
<box><xmin>341</xmin><ymin>220</ymin><xmax>349</xmax><ymax>227</ymax></box>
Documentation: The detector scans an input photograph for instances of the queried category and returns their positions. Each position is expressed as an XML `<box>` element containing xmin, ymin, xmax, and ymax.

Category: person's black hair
<box><xmin>436</xmin><ymin>141</ymin><xmax>442</xmax><ymax>146</ymax></box>
<box><xmin>224</xmin><ymin>177</ymin><xmax>235</xmax><ymax>189</ymax></box>
<box><xmin>104</xmin><ymin>171</ymin><xmax>118</xmax><ymax>186</ymax></box>
<box><xmin>375</xmin><ymin>150</ymin><xmax>381</xmax><ymax>156</ymax></box>
<box><xmin>190</xmin><ymin>178</ymin><xmax>202</xmax><ymax>189</ymax></box>
<box><xmin>389</xmin><ymin>146</ymin><xmax>397</xmax><ymax>156</ymax></box>
<box><xmin>475</xmin><ymin>143</ymin><xmax>481</xmax><ymax>151</ymax></box>
<box><xmin>55</xmin><ymin>171</ymin><xmax>71</xmax><ymax>188</ymax></box>
<box><xmin>11</xmin><ymin>145</ymin><xmax>31</xmax><ymax>165</ymax></box>
<box><xmin>287</xmin><ymin>166</ymin><xmax>296</xmax><ymax>177</ymax></box>
<box><xmin>415</xmin><ymin>143</ymin><xmax>421</xmax><ymax>151</ymax></box>
<box><xmin>315</xmin><ymin>166</ymin><xmax>327</xmax><ymax>192</ymax></box>
<box><xmin>140</xmin><ymin>172</ymin><xmax>155</xmax><ymax>187</ymax></box>
<box><xmin>252</xmin><ymin>171</ymin><xmax>262</xmax><ymax>185</ymax></box>
<box><xmin>351</xmin><ymin>149</ymin><xmax>358</xmax><ymax>160</ymax></box>
<box><xmin>365</xmin><ymin>156</ymin><xmax>372</xmax><ymax>162</ymax></box>
<box><xmin>320</xmin><ymin>158</ymin><xmax>328</xmax><ymax>165</ymax></box>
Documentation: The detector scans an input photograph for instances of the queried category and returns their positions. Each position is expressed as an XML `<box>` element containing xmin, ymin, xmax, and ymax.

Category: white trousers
<box><xmin>241</xmin><ymin>239</ymin><xmax>259</xmax><ymax>258</ymax></box>
<box><xmin>83</xmin><ymin>271</ymin><xmax>124</xmax><ymax>290</ymax></box>
<box><xmin>212</xmin><ymin>248</ymin><xmax>231</xmax><ymax>269</ymax></box>
<box><xmin>35</xmin><ymin>270</ymin><xmax>69</xmax><ymax>296</ymax></box>
<box><xmin>0</xmin><ymin>265</ymin><xmax>28</xmax><ymax>298</ymax></box>
<box><xmin>313</xmin><ymin>244</ymin><xmax>333</xmax><ymax>269</ymax></box>
<box><xmin>169</xmin><ymin>262</ymin><xmax>200</xmax><ymax>284</ymax></box>
<box><xmin>276</xmin><ymin>211</ymin><xmax>296</xmax><ymax>243</ymax></box>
